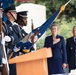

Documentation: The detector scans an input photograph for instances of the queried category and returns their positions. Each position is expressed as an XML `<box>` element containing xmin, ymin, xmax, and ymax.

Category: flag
<box><xmin>15</xmin><ymin>5</ymin><xmax>66</xmax><ymax>51</ymax></box>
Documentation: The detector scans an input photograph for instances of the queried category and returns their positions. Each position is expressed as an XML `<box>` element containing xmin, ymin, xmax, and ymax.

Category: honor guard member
<box><xmin>14</xmin><ymin>11</ymin><xmax>28</xmax><ymax>42</ymax></box>
<box><xmin>15</xmin><ymin>11</ymin><xmax>34</xmax><ymax>53</ymax></box>
<box><xmin>0</xmin><ymin>3</ymin><xmax>4</xmax><ymax>74</ymax></box>
<box><xmin>4</xmin><ymin>5</ymin><xmax>19</xmax><ymax>56</ymax></box>
<box><xmin>0</xmin><ymin>3</ymin><xmax>9</xmax><ymax>75</ymax></box>
<box><xmin>66</xmin><ymin>26</ymin><xmax>76</xmax><ymax>72</ymax></box>
<box><xmin>14</xmin><ymin>11</ymin><xmax>32</xmax><ymax>53</ymax></box>
<box><xmin>4</xmin><ymin>5</ymin><xmax>18</xmax><ymax>75</ymax></box>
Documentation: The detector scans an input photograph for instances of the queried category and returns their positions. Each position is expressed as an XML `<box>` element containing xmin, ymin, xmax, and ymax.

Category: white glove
<box><xmin>34</xmin><ymin>35</ymin><xmax>38</xmax><ymax>42</ymax></box>
<box><xmin>4</xmin><ymin>36</ymin><xmax>11</xmax><ymax>42</ymax></box>
<box><xmin>2</xmin><ymin>58</ymin><xmax>7</xmax><ymax>64</ymax></box>
<box><xmin>28</xmin><ymin>33</ymin><xmax>38</xmax><ymax>43</ymax></box>
<box><xmin>14</xmin><ymin>46</ymin><xmax>20</xmax><ymax>52</ymax></box>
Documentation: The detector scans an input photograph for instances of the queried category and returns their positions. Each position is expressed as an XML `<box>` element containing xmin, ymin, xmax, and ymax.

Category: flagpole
<box><xmin>64</xmin><ymin>0</ymin><xmax>71</xmax><ymax>6</ymax></box>
<box><xmin>59</xmin><ymin>0</ymin><xmax>71</xmax><ymax>14</ymax></box>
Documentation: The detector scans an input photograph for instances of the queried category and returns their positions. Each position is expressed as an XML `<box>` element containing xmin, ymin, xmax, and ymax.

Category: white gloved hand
<box><xmin>28</xmin><ymin>33</ymin><xmax>38</xmax><ymax>43</ymax></box>
<box><xmin>4</xmin><ymin>36</ymin><xmax>11</xmax><ymax>42</ymax></box>
<box><xmin>2</xmin><ymin>58</ymin><xmax>7</xmax><ymax>64</ymax></box>
<box><xmin>34</xmin><ymin>35</ymin><xmax>38</xmax><ymax>42</ymax></box>
<box><xmin>14</xmin><ymin>46</ymin><xmax>20</xmax><ymax>52</ymax></box>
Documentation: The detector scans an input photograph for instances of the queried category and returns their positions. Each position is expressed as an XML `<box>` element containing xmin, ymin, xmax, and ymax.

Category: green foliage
<box><xmin>36</xmin><ymin>38</ymin><xmax>44</xmax><ymax>49</ymax></box>
<box><xmin>37</xmin><ymin>0</ymin><xmax>76</xmax><ymax>19</ymax></box>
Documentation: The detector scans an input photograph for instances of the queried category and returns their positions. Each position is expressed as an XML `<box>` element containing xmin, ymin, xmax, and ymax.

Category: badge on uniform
<box><xmin>22</xmin><ymin>33</ymin><xmax>25</xmax><ymax>37</ymax></box>
<box><xmin>10</xmin><ymin>27</ymin><xmax>12</xmax><ymax>31</ymax></box>
<box><xmin>70</xmin><ymin>47</ymin><xmax>73</xmax><ymax>50</ymax></box>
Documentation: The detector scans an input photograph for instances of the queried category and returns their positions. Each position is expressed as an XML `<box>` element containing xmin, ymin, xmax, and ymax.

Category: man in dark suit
<box><xmin>66</xmin><ymin>26</ymin><xmax>76</xmax><ymax>72</ymax></box>
<box><xmin>44</xmin><ymin>23</ymin><xmax>67</xmax><ymax>75</ymax></box>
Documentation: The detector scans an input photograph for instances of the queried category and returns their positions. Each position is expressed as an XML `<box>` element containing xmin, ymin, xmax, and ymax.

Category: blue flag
<box><xmin>15</xmin><ymin>5</ymin><xmax>66</xmax><ymax>51</ymax></box>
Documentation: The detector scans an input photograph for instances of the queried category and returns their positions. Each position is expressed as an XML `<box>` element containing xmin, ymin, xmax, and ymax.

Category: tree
<box><xmin>37</xmin><ymin>0</ymin><xmax>76</xmax><ymax>19</ymax></box>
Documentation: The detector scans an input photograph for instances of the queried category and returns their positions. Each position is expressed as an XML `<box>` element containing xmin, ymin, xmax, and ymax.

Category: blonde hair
<box><xmin>50</xmin><ymin>23</ymin><xmax>58</xmax><ymax>30</ymax></box>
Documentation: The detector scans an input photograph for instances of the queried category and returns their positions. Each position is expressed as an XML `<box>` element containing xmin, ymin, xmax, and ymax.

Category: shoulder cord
<box><xmin>2</xmin><ymin>22</ymin><xmax>8</xmax><ymax>35</ymax></box>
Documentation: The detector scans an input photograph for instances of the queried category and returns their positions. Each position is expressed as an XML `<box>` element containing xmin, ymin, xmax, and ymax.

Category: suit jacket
<box><xmin>44</xmin><ymin>35</ymin><xmax>67</xmax><ymax>63</ymax></box>
<box><xmin>66</xmin><ymin>37</ymin><xmax>76</xmax><ymax>70</ymax></box>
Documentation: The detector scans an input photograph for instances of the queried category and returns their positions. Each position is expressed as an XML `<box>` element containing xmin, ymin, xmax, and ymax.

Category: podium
<box><xmin>8</xmin><ymin>48</ymin><xmax>52</xmax><ymax>75</ymax></box>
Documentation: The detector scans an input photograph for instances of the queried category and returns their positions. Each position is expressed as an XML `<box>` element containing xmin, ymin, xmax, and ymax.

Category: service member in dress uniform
<box><xmin>15</xmin><ymin>11</ymin><xmax>35</xmax><ymax>53</ymax></box>
<box><xmin>14</xmin><ymin>11</ymin><xmax>28</xmax><ymax>42</ymax></box>
<box><xmin>66</xmin><ymin>26</ymin><xmax>76</xmax><ymax>72</ymax></box>
<box><xmin>4</xmin><ymin>5</ymin><xmax>19</xmax><ymax>75</ymax></box>
<box><xmin>15</xmin><ymin>11</ymin><xmax>31</xmax><ymax>53</ymax></box>
<box><xmin>0</xmin><ymin>3</ymin><xmax>4</xmax><ymax>75</ymax></box>
<box><xmin>44</xmin><ymin>24</ymin><xmax>67</xmax><ymax>75</ymax></box>
<box><xmin>14</xmin><ymin>11</ymin><xmax>34</xmax><ymax>53</ymax></box>
<box><xmin>0</xmin><ymin>3</ymin><xmax>10</xmax><ymax>75</ymax></box>
<box><xmin>4</xmin><ymin>5</ymin><xmax>20</xmax><ymax>56</ymax></box>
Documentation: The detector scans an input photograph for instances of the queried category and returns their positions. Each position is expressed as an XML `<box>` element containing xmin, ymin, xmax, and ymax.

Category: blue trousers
<box><xmin>9</xmin><ymin>64</ymin><xmax>16</xmax><ymax>75</ymax></box>
<box><xmin>47</xmin><ymin>58</ymin><xmax>64</xmax><ymax>75</ymax></box>
<box><xmin>0</xmin><ymin>41</ymin><xmax>2</xmax><ymax>72</ymax></box>
<box><xmin>9</xmin><ymin>53</ymin><xmax>19</xmax><ymax>75</ymax></box>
